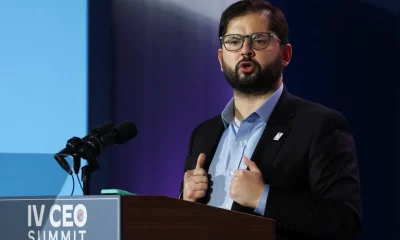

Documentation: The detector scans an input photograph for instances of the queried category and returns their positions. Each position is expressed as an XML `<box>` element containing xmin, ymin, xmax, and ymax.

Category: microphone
<box><xmin>54</xmin><ymin>121</ymin><xmax>114</xmax><ymax>175</ymax></box>
<box><xmin>54</xmin><ymin>137</ymin><xmax>83</xmax><ymax>175</ymax></box>
<box><xmin>73</xmin><ymin>121</ymin><xmax>115</xmax><ymax>174</ymax></box>
<box><xmin>76</xmin><ymin>120</ymin><xmax>138</xmax><ymax>161</ymax></box>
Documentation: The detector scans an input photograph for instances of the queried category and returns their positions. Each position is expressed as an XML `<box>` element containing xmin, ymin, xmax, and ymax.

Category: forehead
<box><xmin>225</xmin><ymin>11</ymin><xmax>271</xmax><ymax>35</ymax></box>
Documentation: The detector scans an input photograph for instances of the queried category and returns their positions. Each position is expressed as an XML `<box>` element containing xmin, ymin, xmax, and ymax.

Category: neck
<box><xmin>233</xmin><ymin>80</ymin><xmax>282</xmax><ymax>121</ymax></box>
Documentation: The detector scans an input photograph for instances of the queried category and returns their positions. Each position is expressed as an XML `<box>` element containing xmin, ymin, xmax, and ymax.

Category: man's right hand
<box><xmin>183</xmin><ymin>153</ymin><xmax>208</xmax><ymax>202</ymax></box>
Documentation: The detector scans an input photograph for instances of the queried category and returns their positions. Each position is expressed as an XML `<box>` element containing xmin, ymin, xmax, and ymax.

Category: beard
<box><xmin>221</xmin><ymin>54</ymin><xmax>283</xmax><ymax>96</ymax></box>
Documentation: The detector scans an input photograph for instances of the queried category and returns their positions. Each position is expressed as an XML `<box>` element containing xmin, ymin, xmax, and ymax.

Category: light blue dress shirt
<box><xmin>207</xmin><ymin>84</ymin><xmax>283</xmax><ymax>215</ymax></box>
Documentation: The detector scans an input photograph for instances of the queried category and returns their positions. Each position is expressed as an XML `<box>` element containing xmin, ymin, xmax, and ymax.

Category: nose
<box><xmin>240</xmin><ymin>38</ymin><xmax>255</xmax><ymax>57</ymax></box>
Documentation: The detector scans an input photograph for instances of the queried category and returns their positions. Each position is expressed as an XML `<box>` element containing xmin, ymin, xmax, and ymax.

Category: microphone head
<box><xmin>113</xmin><ymin>121</ymin><xmax>138</xmax><ymax>144</ymax></box>
<box><xmin>89</xmin><ymin>121</ymin><xmax>114</xmax><ymax>136</ymax></box>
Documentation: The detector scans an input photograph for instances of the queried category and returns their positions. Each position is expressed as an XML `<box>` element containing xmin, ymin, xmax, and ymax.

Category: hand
<box><xmin>183</xmin><ymin>153</ymin><xmax>208</xmax><ymax>202</ymax></box>
<box><xmin>229</xmin><ymin>156</ymin><xmax>265</xmax><ymax>208</ymax></box>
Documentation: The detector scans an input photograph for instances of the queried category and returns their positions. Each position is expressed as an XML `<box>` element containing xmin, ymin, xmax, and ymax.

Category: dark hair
<box><xmin>218</xmin><ymin>0</ymin><xmax>289</xmax><ymax>45</ymax></box>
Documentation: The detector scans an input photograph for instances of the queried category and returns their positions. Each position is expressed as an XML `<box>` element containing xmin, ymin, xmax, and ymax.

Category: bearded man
<box><xmin>179</xmin><ymin>1</ymin><xmax>362</xmax><ymax>240</ymax></box>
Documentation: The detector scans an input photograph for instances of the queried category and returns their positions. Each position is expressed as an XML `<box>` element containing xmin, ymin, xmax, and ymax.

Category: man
<box><xmin>179</xmin><ymin>0</ymin><xmax>362</xmax><ymax>239</ymax></box>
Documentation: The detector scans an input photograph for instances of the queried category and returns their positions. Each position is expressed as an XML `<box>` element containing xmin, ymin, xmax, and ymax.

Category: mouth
<box><xmin>239</xmin><ymin>61</ymin><xmax>255</xmax><ymax>73</ymax></box>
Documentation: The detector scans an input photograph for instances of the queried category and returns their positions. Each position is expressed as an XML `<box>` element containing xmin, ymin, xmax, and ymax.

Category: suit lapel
<box><xmin>199</xmin><ymin>116</ymin><xmax>225</xmax><ymax>172</ymax></box>
<box><xmin>196</xmin><ymin>116</ymin><xmax>225</xmax><ymax>204</ymax></box>
<box><xmin>251</xmin><ymin>88</ymin><xmax>296</xmax><ymax>172</ymax></box>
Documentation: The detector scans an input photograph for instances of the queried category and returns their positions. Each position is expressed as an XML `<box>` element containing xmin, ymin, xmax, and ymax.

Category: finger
<box><xmin>190</xmin><ymin>175</ymin><xmax>208</xmax><ymax>184</ymax></box>
<box><xmin>184</xmin><ymin>181</ymin><xmax>208</xmax><ymax>195</ymax></box>
<box><xmin>243</xmin><ymin>156</ymin><xmax>261</xmax><ymax>173</ymax></box>
<box><xmin>186</xmin><ymin>190</ymin><xmax>206</xmax><ymax>200</ymax></box>
<box><xmin>230</xmin><ymin>188</ymin><xmax>239</xmax><ymax>199</ymax></box>
<box><xmin>229</xmin><ymin>178</ymin><xmax>240</xmax><ymax>199</ymax></box>
<box><xmin>196</xmin><ymin>153</ymin><xmax>206</xmax><ymax>168</ymax></box>
<box><xmin>191</xmin><ymin>190</ymin><xmax>206</xmax><ymax>199</ymax></box>
<box><xmin>184</xmin><ymin>170</ymin><xmax>194</xmax><ymax>179</ymax></box>
<box><xmin>191</xmin><ymin>182</ymin><xmax>208</xmax><ymax>191</ymax></box>
<box><xmin>232</xmin><ymin>170</ymin><xmax>244</xmax><ymax>177</ymax></box>
<box><xmin>193</xmin><ymin>168</ymin><xmax>207</xmax><ymax>176</ymax></box>
<box><xmin>229</xmin><ymin>185</ymin><xmax>237</xmax><ymax>200</ymax></box>
<box><xmin>229</xmin><ymin>176</ymin><xmax>236</xmax><ymax>192</ymax></box>
<box><xmin>184</xmin><ymin>178</ymin><xmax>208</xmax><ymax>190</ymax></box>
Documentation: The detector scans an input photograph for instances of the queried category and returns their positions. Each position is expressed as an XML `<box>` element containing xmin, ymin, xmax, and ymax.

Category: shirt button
<box><xmin>225</xmin><ymin>204</ymin><xmax>230</xmax><ymax>209</ymax></box>
<box><xmin>230</xmin><ymin>171</ymin><xmax>234</xmax><ymax>176</ymax></box>
<box><xmin>238</xmin><ymin>141</ymin><xmax>244</xmax><ymax>146</ymax></box>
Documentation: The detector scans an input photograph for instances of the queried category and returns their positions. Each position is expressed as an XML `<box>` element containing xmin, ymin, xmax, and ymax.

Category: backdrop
<box><xmin>0</xmin><ymin>0</ymin><xmax>87</xmax><ymax>197</ymax></box>
<box><xmin>89</xmin><ymin>0</ymin><xmax>398</xmax><ymax>239</ymax></box>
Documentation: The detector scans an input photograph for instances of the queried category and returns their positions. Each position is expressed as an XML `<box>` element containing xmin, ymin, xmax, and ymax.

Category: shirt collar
<box><xmin>221</xmin><ymin>83</ymin><xmax>284</xmax><ymax>128</ymax></box>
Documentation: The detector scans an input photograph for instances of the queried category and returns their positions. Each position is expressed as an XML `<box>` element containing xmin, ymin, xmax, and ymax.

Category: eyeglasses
<box><xmin>219</xmin><ymin>32</ymin><xmax>281</xmax><ymax>52</ymax></box>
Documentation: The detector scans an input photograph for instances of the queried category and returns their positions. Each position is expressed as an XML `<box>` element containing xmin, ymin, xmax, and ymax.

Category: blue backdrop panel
<box><xmin>0</xmin><ymin>0</ymin><xmax>87</xmax><ymax>154</ymax></box>
<box><xmin>0</xmin><ymin>154</ymin><xmax>83</xmax><ymax>197</ymax></box>
<box><xmin>0</xmin><ymin>0</ymin><xmax>88</xmax><ymax>196</ymax></box>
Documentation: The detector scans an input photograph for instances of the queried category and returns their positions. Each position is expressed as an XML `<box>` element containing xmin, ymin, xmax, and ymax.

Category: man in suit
<box><xmin>180</xmin><ymin>0</ymin><xmax>362</xmax><ymax>239</ymax></box>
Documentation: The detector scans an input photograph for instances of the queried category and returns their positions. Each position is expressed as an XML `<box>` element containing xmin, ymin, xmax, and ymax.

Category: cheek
<box><xmin>222</xmin><ymin>53</ymin><xmax>241</xmax><ymax>67</ymax></box>
<box><xmin>256</xmin><ymin>51</ymin><xmax>280</xmax><ymax>66</ymax></box>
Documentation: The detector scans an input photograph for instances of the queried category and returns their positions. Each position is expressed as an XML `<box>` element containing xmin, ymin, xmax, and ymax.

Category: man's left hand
<box><xmin>229</xmin><ymin>156</ymin><xmax>265</xmax><ymax>209</ymax></box>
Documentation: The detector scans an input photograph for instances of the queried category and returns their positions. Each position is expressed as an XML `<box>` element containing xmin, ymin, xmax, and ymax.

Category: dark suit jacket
<box><xmin>180</xmin><ymin>88</ymin><xmax>362</xmax><ymax>240</ymax></box>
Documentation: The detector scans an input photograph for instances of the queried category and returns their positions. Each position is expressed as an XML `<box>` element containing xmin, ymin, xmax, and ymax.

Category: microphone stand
<box><xmin>79</xmin><ymin>156</ymin><xmax>100</xmax><ymax>196</ymax></box>
<box><xmin>81</xmin><ymin>165</ymin><xmax>91</xmax><ymax>195</ymax></box>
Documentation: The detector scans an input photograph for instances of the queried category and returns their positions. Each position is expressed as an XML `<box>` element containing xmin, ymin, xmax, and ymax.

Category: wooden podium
<box><xmin>122</xmin><ymin>195</ymin><xmax>275</xmax><ymax>239</ymax></box>
<box><xmin>0</xmin><ymin>195</ymin><xmax>275</xmax><ymax>240</ymax></box>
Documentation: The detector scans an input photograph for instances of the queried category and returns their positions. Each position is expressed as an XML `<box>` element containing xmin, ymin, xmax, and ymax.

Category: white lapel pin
<box><xmin>273</xmin><ymin>132</ymin><xmax>284</xmax><ymax>141</ymax></box>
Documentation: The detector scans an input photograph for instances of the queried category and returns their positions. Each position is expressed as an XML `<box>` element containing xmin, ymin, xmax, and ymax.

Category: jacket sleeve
<box><xmin>265</xmin><ymin>110</ymin><xmax>362</xmax><ymax>239</ymax></box>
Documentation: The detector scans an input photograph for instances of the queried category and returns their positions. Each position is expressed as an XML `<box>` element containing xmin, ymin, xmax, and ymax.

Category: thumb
<box><xmin>243</xmin><ymin>156</ymin><xmax>261</xmax><ymax>173</ymax></box>
<box><xmin>196</xmin><ymin>153</ymin><xmax>206</xmax><ymax>169</ymax></box>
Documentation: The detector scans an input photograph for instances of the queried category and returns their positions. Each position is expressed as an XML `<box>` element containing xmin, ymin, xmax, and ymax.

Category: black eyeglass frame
<box><xmin>219</xmin><ymin>32</ymin><xmax>282</xmax><ymax>52</ymax></box>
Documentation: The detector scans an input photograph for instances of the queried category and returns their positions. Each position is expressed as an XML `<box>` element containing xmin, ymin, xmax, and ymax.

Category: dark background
<box><xmin>88</xmin><ymin>0</ymin><xmax>398</xmax><ymax>239</ymax></box>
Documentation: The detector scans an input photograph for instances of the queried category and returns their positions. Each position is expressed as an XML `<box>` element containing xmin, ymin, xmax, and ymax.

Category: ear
<box><xmin>281</xmin><ymin>43</ymin><xmax>292</xmax><ymax>68</ymax></box>
<box><xmin>218</xmin><ymin>48</ymin><xmax>223</xmax><ymax>72</ymax></box>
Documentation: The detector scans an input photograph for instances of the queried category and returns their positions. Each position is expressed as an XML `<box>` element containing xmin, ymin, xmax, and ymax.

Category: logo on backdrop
<box><xmin>27</xmin><ymin>204</ymin><xmax>88</xmax><ymax>240</ymax></box>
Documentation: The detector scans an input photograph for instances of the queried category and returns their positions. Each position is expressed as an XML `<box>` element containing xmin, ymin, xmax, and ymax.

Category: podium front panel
<box><xmin>0</xmin><ymin>195</ymin><xmax>121</xmax><ymax>240</ymax></box>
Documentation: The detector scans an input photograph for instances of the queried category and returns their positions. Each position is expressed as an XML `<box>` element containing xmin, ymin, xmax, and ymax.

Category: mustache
<box><xmin>235</xmin><ymin>56</ymin><xmax>261</xmax><ymax>70</ymax></box>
